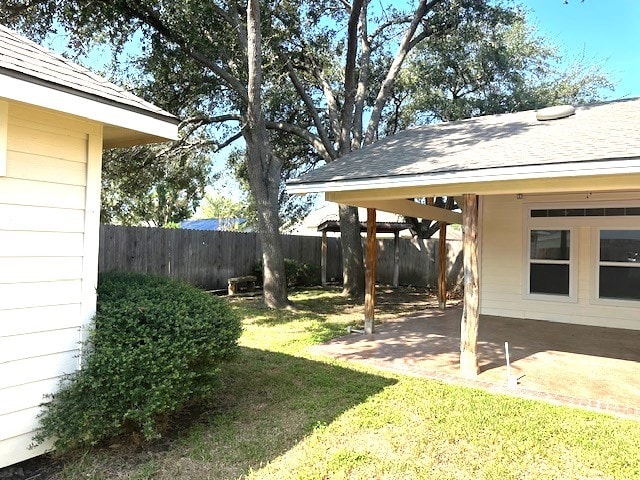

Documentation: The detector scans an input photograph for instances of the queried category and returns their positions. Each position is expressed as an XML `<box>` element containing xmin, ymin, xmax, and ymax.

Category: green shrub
<box><xmin>285</xmin><ymin>259</ymin><xmax>320</xmax><ymax>287</ymax></box>
<box><xmin>33</xmin><ymin>272</ymin><xmax>242</xmax><ymax>452</ymax></box>
<box><xmin>255</xmin><ymin>259</ymin><xmax>320</xmax><ymax>287</ymax></box>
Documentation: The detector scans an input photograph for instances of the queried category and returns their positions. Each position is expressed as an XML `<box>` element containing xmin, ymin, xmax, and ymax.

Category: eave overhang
<box><xmin>287</xmin><ymin>157</ymin><xmax>640</xmax><ymax>226</ymax></box>
<box><xmin>0</xmin><ymin>70</ymin><xmax>179</xmax><ymax>147</ymax></box>
<box><xmin>287</xmin><ymin>157</ymin><xmax>640</xmax><ymax>197</ymax></box>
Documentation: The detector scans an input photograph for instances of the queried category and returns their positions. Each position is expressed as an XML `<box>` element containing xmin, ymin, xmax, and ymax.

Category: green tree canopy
<box><xmin>0</xmin><ymin>0</ymin><xmax>613</xmax><ymax>294</ymax></box>
<box><xmin>197</xmin><ymin>192</ymin><xmax>251</xmax><ymax>231</ymax></box>
<box><xmin>382</xmin><ymin>6</ymin><xmax>613</xmax><ymax>238</ymax></box>
<box><xmin>389</xmin><ymin>7</ymin><xmax>613</xmax><ymax>131</ymax></box>
<box><xmin>101</xmin><ymin>142</ymin><xmax>212</xmax><ymax>227</ymax></box>
<box><xmin>0</xmin><ymin>0</ymin><xmax>293</xmax><ymax>306</ymax></box>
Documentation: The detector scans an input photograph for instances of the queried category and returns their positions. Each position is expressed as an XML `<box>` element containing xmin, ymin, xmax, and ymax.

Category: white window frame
<box><xmin>0</xmin><ymin>100</ymin><xmax>7</xmax><ymax>176</ymax></box>
<box><xmin>524</xmin><ymin>226</ymin><xmax>577</xmax><ymax>302</ymax></box>
<box><xmin>523</xmin><ymin>203</ymin><xmax>582</xmax><ymax>303</ymax></box>
<box><xmin>592</xmin><ymin>226</ymin><xmax>640</xmax><ymax>307</ymax></box>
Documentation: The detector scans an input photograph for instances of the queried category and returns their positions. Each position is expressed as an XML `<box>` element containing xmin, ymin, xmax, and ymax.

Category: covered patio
<box><xmin>289</xmin><ymin>98</ymin><xmax>640</xmax><ymax>382</ymax></box>
<box><xmin>310</xmin><ymin>304</ymin><xmax>640</xmax><ymax>418</ymax></box>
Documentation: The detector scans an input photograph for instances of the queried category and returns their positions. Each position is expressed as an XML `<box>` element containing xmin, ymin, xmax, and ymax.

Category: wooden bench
<box><xmin>227</xmin><ymin>275</ymin><xmax>257</xmax><ymax>295</ymax></box>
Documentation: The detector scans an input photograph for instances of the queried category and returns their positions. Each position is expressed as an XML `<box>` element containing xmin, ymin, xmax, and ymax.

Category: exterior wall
<box><xmin>480</xmin><ymin>192</ymin><xmax>640</xmax><ymax>330</ymax></box>
<box><xmin>0</xmin><ymin>101</ymin><xmax>102</xmax><ymax>467</ymax></box>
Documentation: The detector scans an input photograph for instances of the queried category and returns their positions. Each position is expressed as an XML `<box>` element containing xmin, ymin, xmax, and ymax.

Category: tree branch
<box><xmin>364</xmin><ymin>0</ymin><xmax>445</xmax><ymax>145</ymax></box>
<box><xmin>352</xmin><ymin>1</ymin><xmax>371</xmax><ymax>150</ymax></box>
<box><xmin>116</xmin><ymin>1</ymin><xmax>249</xmax><ymax>102</ymax></box>
<box><xmin>204</xmin><ymin>131</ymin><xmax>244</xmax><ymax>151</ymax></box>
<box><xmin>369</xmin><ymin>15</ymin><xmax>413</xmax><ymax>44</ymax></box>
<box><xmin>285</xmin><ymin>60</ymin><xmax>338</xmax><ymax>160</ymax></box>
<box><xmin>179</xmin><ymin>114</ymin><xmax>242</xmax><ymax>127</ymax></box>
<box><xmin>265</xmin><ymin>121</ymin><xmax>333</xmax><ymax>162</ymax></box>
<box><xmin>312</xmin><ymin>63</ymin><xmax>342</xmax><ymax>139</ymax></box>
<box><xmin>339</xmin><ymin>0</ymin><xmax>364</xmax><ymax>156</ymax></box>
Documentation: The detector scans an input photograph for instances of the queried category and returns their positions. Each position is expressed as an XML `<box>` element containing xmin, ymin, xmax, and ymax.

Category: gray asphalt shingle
<box><xmin>0</xmin><ymin>25</ymin><xmax>176</xmax><ymax>121</ymax></box>
<box><xmin>290</xmin><ymin>98</ymin><xmax>640</xmax><ymax>186</ymax></box>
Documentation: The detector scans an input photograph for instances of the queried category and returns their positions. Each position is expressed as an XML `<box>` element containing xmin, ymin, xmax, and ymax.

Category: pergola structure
<box><xmin>317</xmin><ymin>218</ymin><xmax>411</xmax><ymax>288</ymax></box>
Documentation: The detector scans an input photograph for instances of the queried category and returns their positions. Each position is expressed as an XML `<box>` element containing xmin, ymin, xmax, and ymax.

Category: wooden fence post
<box><xmin>460</xmin><ymin>194</ymin><xmax>480</xmax><ymax>378</ymax></box>
<box><xmin>321</xmin><ymin>231</ymin><xmax>327</xmax><ymax>286</ymax></box>
<box><xmin>393</xmin><ymin>230</ymin><xmax>400</xmax><ymax>287</ymax></box>
<box><xmin>438</xmin><ymin>222</ymin><xmax>447</xmax><ymax>309</ymax></box>
<box><xmin>364</xmin><ymin>208</ymin><xmax>377</xmax><ymax>335</ymax></box>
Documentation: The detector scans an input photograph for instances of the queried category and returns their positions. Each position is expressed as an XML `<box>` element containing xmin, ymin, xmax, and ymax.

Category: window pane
<box><xmin>599</xmin><ymin>266</ymin><xmax>640</xmax><ymax>300</ymax></box>
<box><xmin>530</xmin><ymin>263</ymin><xmax>569</xmax><ymax>295</ymax></box>
<box><xmin>530</xmin><ymin>230</ymin><xmax>570</xmax><ymax>260</ymax></box>
<box><xmin>600</xmin><ymin>230</ymin><xmax>640</xmax><ymax>263</ymax></box>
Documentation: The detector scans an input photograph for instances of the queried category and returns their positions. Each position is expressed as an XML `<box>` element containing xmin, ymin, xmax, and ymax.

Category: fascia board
<box><xmin>0</xmin><ymin>73</ymin><xmax>178</xmax><ymax>142</ymax></box>
<box><xmin>287</xmin><ymin>157</ymin><xmax>640</xmax><ymax>195</ymax></box>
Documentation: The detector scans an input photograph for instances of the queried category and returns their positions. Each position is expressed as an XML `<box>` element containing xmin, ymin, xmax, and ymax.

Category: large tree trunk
<box><xmin>245</xmin><ymin>140</ymin><xmax>288</xmax><ymax>308</ymax></box>
<box><xmin>339</xmin><ymin>204</ymin><xmax>365</xmax><ymax>298</ymax></box>
<box><xmin>245</xmin><ymin>0</ymin><xmax>288</xmax><ymax>308</ymax></box>
<box><xmin>335</xmin><ymin>0</ymin><xmax>366</xmax><ymax>299</ymax></box>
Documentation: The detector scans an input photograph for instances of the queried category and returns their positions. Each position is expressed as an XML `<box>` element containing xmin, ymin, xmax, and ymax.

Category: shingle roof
<box><xmin>290</xmin><ymin>97</ymin><xmax>640</xmax><ymax>188</ymax></box>
<box><xmin>0</xmin><ymin>25</ymin><xmax>177</xmax><ymax>122</ymax></box>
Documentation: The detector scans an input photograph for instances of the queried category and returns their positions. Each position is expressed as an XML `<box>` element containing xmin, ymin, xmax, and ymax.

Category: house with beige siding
<box><xmin>0</xmin><ymin>26</ymin><xmax>178</xmax><ymax>467</ymax></box>
<box><xmin>289</xmin><ymin>99</ymin><xmax>640</xmax><ymax>376</ymax></box>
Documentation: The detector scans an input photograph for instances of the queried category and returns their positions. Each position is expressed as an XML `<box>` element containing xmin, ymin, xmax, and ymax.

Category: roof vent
<box><xmin>536</xmin><ymin>105</ymin><xmax>576</xmax><ymax>121</ymax></box>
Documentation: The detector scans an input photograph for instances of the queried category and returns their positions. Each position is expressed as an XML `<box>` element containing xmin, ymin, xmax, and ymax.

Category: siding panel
<box><xmin>6</xmin><ymin>150</ymin><xmax>87</xmax><ymax>185</ymax></box>
<box><xmin>0</xmin><ymin>231</ymin><xmax>84</xmax><ymax>257</ymax></box>
<box><xmin>0</xmin><ymin>204</ymin><xmax>85</xmax><ymax>232</ymax></box>
<box><xmin>0</xmin><ymin>280</ymin><xmax>82</xmax><ymax>310</ymax></box>
<box><xmin>0</xmin><ymin>102</ymin><xmax>95</xmax><ymax>469</ymax></box>
<box><xmin>0</xmin><ymin>407</ymin><xmax>43</xmax><ymax>442</ymax></box>
<box><xmin>0</xmin><ymin>351</ymin><xmax>78</xmax><ymax>390</ymax></box>
<box><xmin>10</xmin><ymin>103</ymin><xmax>99</xmax><ymax>138</ymax></box>
<box><xmin>0</xmin><ymin>304</ymin><xmax>82</xmax><ymax>337</ymax></box>
<box><xmin>0</xmin><ymin>257</ymin><xmax>83</xmax><ymax>283</ymax></box>
<box><xmin>0</xmin><ymin>177</ymin><xmax>85</xmax><ymax>209</ymax></box>
<box><xmin>0</xmin><ymin>328</ymin><xmax>80</xmax><ymax>363</ymax></box>
<box><xmin>0</xmin><ymin>433</ymin><xmax>52</xmax><ymax>468</ymax></box>
<box><xmin>0</xmin><ymin>378</ymin><xmax>59</xmax><ymax>416</ymax></box>
<box><xmin>7</xmin><ymin>124</ymin><xmax>87</xmax><ymax>163</ymax></box>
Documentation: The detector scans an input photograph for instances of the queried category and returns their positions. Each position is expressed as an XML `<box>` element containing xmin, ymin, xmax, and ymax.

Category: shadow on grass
<box><xmin>178</xmin><ymin>346</ymin><xmax>398</xmax><ymax>479</ymax></box>
<box><xmin>15</xmin><ymin>346</ymin><xmax>397</xmax><ymax>480</ymax></box>
<box><xmin>230</xmin><ymin>286</ymin><xmax>441</xmax><ymax>329</ymax></box>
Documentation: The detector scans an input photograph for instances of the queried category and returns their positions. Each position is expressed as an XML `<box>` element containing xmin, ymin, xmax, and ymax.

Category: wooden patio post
<box><xmin>460</xmin><ymin>194</ymin><xmax>480</xmax><ymax>377</ymax></box>
<box><xmin>321</xmin><ymin>231</ymin><xmax>327</xmax><ymax>287</ymax></box>
<box><xmin>438</xmin><ymin>221</ymin><xmax>447</xmax><ymax>309</ymax></box>
<box><xmin>364</xmin><ymin>208</ymin><xmax>377</xmax><ymax>335</ymax></box>
<box><xmin>393</xmin><ymin>230</ymin><xmax>400</xmax><ymax>288</ymax></box>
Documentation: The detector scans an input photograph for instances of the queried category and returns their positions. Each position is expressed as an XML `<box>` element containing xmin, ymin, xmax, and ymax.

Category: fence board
<box><xmin>98</xmin><ymin>225</ymin><xmax>462</xmax><ymax>290</ymax></box>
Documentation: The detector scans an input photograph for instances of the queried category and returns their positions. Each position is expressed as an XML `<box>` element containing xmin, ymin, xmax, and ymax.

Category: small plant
<box><xmin>33</xmin><ymin>272</ymin><xmax>242</xmax><ymax>452</ymax></box>
<box><xmin>285</xmin><ymin>259</ymin><xmax>320</xmax><ymax>287</ymax></box>
<box><xmin>255</xmin><ymin>258</ymin><xmax>320</xmax><ymax>287</ymax></box>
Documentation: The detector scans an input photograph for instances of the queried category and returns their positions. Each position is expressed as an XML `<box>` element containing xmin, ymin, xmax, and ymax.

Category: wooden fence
<box><xmin>98</xmin><ymin>225</ymin><xmax>462</xmax><ymax>290</ymax></box>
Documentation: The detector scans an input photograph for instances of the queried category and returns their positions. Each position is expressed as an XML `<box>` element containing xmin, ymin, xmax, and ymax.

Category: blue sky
<box><xmin>46</xmin><ymin>1</ymin><xmax>640</xmax><ymax>100</ymax></box>
<box><xmin>518</xmin><ymin>0</ymin><xmax>640</xmax><ymax>99</ymax></box>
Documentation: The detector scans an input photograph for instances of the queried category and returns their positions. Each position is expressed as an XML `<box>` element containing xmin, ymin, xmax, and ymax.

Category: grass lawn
<box><xmin>23</xmin><ymin>288</ymin><xmax>640</xmax><ymax>479</ymax></box>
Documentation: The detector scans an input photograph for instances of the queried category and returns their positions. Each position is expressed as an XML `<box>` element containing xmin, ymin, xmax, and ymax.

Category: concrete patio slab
<box><xmin>310</xmin><ymin>305</ymin><xmax>640</xmax><ymax>419</ymax></box>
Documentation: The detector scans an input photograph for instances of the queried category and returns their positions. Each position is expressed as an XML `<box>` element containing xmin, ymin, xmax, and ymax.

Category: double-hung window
<box><xmin>598</xmin><ymin>229</ymin><xmax>640</xmax><ymax>301</ymax></box>
<box><xmin>528</xmin><ymin>229</ymin><xmax>572</xmax><ymax>297</ymax></box>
